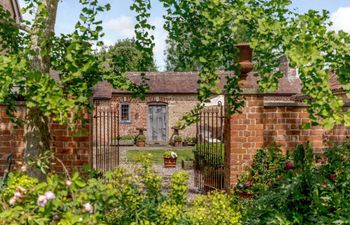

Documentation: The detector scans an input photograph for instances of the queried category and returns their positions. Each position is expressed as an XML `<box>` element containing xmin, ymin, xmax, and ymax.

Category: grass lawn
<box><xmin>127</xmin><ymin>148</ymin><xmax>195</xmax><ymax>164</ymax></box>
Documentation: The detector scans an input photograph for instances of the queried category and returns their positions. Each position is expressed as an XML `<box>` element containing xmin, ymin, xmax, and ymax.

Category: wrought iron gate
<box><xmin>91</xmin><ymin>103</ymin><xmax>120</xmax><ymax>171</ymax></box>
<box><xmin>194</xmin><ymin>102</ymin><xmax>225</xmax><ymax>192</ymax></box>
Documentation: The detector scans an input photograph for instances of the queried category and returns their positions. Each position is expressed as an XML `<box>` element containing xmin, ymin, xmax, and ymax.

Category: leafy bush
<box><xmin>116</xmin><ymin>135</ymin><xmax>136</xmax><ymax>141</ymax></box>
<box><xmin>240</xmin><ymin>142</ymin><xmax>350</xmax><ymax>225</ymax></box>
<box><xmin>173</xmin><ymin>135</ymin><xmax>182</xmax><ymax>142</ymax></box>
<box><xmin>0</xmin><ymin>156</ymin><xmax>241</xmax><ymax>224</ymax></box>
<box><xmin>136</xmin><ymin>134</ymin><xmax>146</xmax><ymax>142</ymax></box>
<box><xmin>184</xmin><ymin>137</ymin><xmax>196</xmax><ymax>144</ymax></box>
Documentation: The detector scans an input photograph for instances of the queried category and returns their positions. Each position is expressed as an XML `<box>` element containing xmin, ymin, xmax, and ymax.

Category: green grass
<box><xmin>127</xmin><ymin>148</ymin><xmax>195</xmax><ymax>164</ymax></box>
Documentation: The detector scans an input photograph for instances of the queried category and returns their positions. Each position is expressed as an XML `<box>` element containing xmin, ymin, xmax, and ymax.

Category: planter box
<box><xmin>181</xmin><ymin>160</ymin><xmax>194</xmax><ymax>170</ymax></box>
<box><xmin>164</xmin><ymin>157</ymin><xmax>177</xmax><ymax>168</ymax></box>
<box><xmin>184</xmin><ymin>142</ymin><xmax>195</xmax><ymax>147</ymax></box>
<box><xmin>118</xmin><ymin>140</ymin><xmax>134</xmax><ymax>146</ymax></box>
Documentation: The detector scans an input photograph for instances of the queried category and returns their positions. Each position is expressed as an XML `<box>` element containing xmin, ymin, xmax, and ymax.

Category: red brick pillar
<box><xmin>224</xmin><ymin>93</ymin><xmax>264</xmax><ymax>188</ymax></box>
<box><xmin>224</xmin><ymin>43</ymin><xmax>264</xmax><ymax>188</ymax></box>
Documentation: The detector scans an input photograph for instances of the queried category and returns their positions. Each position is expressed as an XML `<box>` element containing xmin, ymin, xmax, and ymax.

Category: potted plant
<box><xmin>181</xmin><ymin>157</ymin><xmax>194</xmax><ymax>170</ymax></box>
<box><xmin>183</xmin><ymin>137</ymin><xmax>196</xmax><ymax>146</ymax></box>
<box><xmin>135</xmin><ymin>135</ymin><xmax>146</xmax><ymax>147</ymax></box>
<box><xmin>173</xmin><ymin>135</ymin><xmax>182</xmax><ymax>147</ymax></box>
<box><xmin>163</xmin><ymin>151</ymin><xmax>177</xmax><ymax>168</ymax></box>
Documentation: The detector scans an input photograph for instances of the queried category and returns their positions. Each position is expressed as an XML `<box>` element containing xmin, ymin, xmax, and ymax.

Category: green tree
<box><xmin>0</xmin><ymin>0</ymin><xmax>152</xmax><ymax>179</ymax></box>
<box><xmin>100</xmin><ymin>38</ymin><xmax>157</xmax><ymax>72</ymax></box>
<box><xmin>165</xmin><ymin>37</ymin><xmax>200</xmax><ymax>72</ymax></box>
<box><xmin>159</xmin><ymin>0</ymin><xmax>350</xmax><ymax>128</ymax></box>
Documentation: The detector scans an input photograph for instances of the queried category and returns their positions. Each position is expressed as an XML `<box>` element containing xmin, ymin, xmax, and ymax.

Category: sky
<box><xmin>18</xmin><ymin>0</ymin><xmax>350</xmax><ymax>71</ymax></box>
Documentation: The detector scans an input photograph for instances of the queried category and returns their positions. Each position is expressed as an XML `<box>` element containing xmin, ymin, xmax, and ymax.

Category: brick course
<box><xmin>97</xmin><ymin>94</ymin><xmax>199</xmax><ymax>143</ymax></box>
<box><xmin>225</xmin><ymin>93</ymin><xmax>350</xmax><ymax>188</ymax></box>
<box><xmin>0</xmin><ymin>105</ymin><xmax>90</xmax><ymax>174</ymax></box>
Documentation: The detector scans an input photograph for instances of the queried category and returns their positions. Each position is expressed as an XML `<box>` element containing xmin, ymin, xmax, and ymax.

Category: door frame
<box><xmin>147</xmin><ymin>102</ymin><xmax>168</xmax><ymax>145</ymax></box>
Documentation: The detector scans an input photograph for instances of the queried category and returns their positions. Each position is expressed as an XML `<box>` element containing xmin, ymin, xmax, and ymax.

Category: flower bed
<box><xmin>0</xmin><ymin>156</ymin><xmax>241</xmax><ymax>224</ymax></box>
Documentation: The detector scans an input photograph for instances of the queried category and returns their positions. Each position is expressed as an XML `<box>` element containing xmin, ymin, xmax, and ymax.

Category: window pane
<box><xmin>121</xmin><ymin>104</ymin><xmax>130</xmax><ymax>122</ymax></box>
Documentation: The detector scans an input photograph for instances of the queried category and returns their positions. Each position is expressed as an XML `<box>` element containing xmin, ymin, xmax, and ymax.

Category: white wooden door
<box><xmin>148</xmin><ymin>105</ymin><xmax>167</xmax><ymax>143</ymax></box>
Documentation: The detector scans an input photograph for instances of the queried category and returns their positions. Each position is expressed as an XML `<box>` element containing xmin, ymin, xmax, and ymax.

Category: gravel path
<box><xmin>119</xmin><ymin>146</ymin><xmax>202</xmax><ymax>199</ymax></box>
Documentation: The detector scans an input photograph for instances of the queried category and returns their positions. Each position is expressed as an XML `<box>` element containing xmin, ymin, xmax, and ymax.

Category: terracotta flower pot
<box><xmin>136</xmin><ymin>141</ymin><xmax>145</xmax><ymax>147</ymax></box>
<box><xmin>164</xmin><ymin>157</ymin><xmax>177</xmax><ymax>168</ymax></box>
<box><xmin>174</xmin><ymin>141</ymin><xmax>182</xmax><ymax>148</ymax></box>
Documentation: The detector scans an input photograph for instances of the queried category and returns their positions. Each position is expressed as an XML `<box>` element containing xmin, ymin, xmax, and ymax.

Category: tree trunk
<box><xmin>24</xmin><ymin>108</ymin><xmax>51</xmax><ymax>180</ymax></box>
<box><xmin>24</xmin><ymin>0</ymin><xmax>59</xmax><ymax>179</ymax></box>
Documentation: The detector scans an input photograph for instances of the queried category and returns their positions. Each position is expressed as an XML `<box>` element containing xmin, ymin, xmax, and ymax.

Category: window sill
<box><xmin>120</xmin><ymin>121</ymin><xmax>131</xmax><ymax>125</ymax></box>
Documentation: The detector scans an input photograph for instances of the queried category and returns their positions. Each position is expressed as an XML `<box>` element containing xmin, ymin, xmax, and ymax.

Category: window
<box><xmin>120</xmin><ymin>103</ymin><xmax>130</xmax><ymax>123</ymax></box>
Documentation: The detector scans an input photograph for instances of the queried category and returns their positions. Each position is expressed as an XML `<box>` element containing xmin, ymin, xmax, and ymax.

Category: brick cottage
<box><xmin>1</xmin><ymin>0</ymin><xmax>350</xmax><ymax>187</ymax></box>
<box><xmin>93</xmin><ymin>72</ymin><xmax>228</xmax><ymax>145</ymax></box>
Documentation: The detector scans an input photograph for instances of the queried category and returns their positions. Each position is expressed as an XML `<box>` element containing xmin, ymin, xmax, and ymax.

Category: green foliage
<box><xmin>185</xmin><ymin>137</ymin><xmax>196</xmax><ymax>143</ymax></box>
<box><xmin>236</xmin><ymin>144</ymin><xmax>287</xmax><ymax>195</ymax></box>
<box><xmin>188</xmin><ymin>192</ymin><xmax>242</xmax><ymax>225</ymax></box>
<box><xmin>136</xmin><ymin>134</ymin><xmax>146</xmax><ymax>142</ymax></box>
<box><xmin>0</xmin><ymin>161</ymin><xmax>241</xmax><ymax>224</ymax></box>
<box><xmin>1</xmin><ymin>173</ymin><xmax>38</xmax><ymax>199</ymax></box>
<box><xmin>165</xmin><ymin>38</ymin><xmax>200</xmax><ymax>72</ymax></box>
<box><xmin>240</xmin><ymin>143</ymin><xmax>350</xmax><ymax>224</ymax></box>
<box><xmin>0</xmin><ymin>0</ymin><xmax>150</xmax><ymax>128</ymax></box>
<box><xmin>163</xmin><ymin>151</ymin><xmax>177</xmax><ymax>158</ymax></box>
<box><xmin>161</xmin><ymin>0</ymin><xmax>350</xmax><ymax>129</ymax></box>
<box><xmin>116</xmin><ymin>135</ymin><xmax>136</xmax><ymax>141</ymax></box>
<box><xmin>99</xmin><ymin>38</ymin><xmax>157</xmax><ymax>72</ymax></box>
<box><xmin>173</xmin><ymin>135</ymin><xmax>182</xmax><ymax>142</ymax></box>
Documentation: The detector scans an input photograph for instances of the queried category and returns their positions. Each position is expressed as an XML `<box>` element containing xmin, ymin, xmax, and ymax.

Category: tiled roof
<box><xmin>93</xmin><ymin>71</ymin><xmax>302</xmax><ymax>99</ymax></box>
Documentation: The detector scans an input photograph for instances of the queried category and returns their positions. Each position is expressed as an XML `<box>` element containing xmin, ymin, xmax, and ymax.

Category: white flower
<box><xmin>65</xmin><ymin>180</ymin><xmax>72</xmax><ymax>187</ymax></box>
<box><xmin>37</xmin><ymin>195</ymin><xmax>48</xmax><ymax>207</ymax></box>
<box><xmin>14</xmin><ymin>191</ymin><xmax>22</xmax><ymax>198</ymax></box>
<box><xmin>45</xmin><ymin>191</ymin><xmax>55</xmax><ymax>200</ymax></box>
<box><xmin>83</xmin><ymin>203</ymin><xmax>93</xmax><ymax>213</ymax></box>
<box><xmin>20</xmin><ymin>165</ymin><xmax>27</xmax><ymax>172</ymax></box>
<box><xmin>9</xmin><ymin>197</ymin><xmax>17</xmax><ymax>205</ymax></box>
<box><xmin>171</xmin><ymin>152</ymin><xmax>178</xmax><ymax>158</ymax></box>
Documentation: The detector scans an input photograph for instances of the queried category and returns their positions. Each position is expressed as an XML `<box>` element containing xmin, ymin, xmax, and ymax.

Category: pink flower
<box><xmin>329</xmin><ymin>174</ymin><xmax>337</xmax><ymax>180</ymax></box>
<box><xmin>83</xmin><ymin>203</ymin><xmax>93</xmax><ymax>213</ymax></box>
<box><xmin>45</xmin><ymin>191</ymin><xmax>55</xmax><ymax>200</ymax></box>
<box><xmin>37</xmin><ymin>195</ymin><xmax>48</xmax><ymax>207</ymax></box>
<box><xmin>244</xmin><ymin>181</ymin><xmax>252</xmax><ymax>188</ymax></box>
<box><xmin>20</xmin><ymin>165</ymin><xmax>28</xmax><ymax>172</ymax></box>
<box><xmin>285</xmin><ymin>162</ymin><xmax>295</xmax><ymax>170</ymax></box>
<box><xmin>321</xmin><ymin>183</ymin><xmax>328</xmax><ymax>188</ymax></box>
<box><xmin>65</xmin><ymin>180</ymin><xmax>72</xmax><ymax>187</ymax></box>
<box><xmin>9</xmin><ymin>197</ymin><xmax>17</xmax><ymax>206</ymax></box>
<box><xmin>14</xmin><ymin>191</ymin><xmax>22</xmax><ymax>198</ymax></box>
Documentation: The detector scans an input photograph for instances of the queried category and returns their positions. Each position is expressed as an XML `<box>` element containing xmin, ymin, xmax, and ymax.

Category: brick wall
<box><xmin>0</xmin><ymin>105</ymin><xmax>90</xmax><ymax>174</ymax></box>
<box><xmin>225</xmin><ymin>93</ymin><xmax>350</xmax><ymax>188</ymax></box>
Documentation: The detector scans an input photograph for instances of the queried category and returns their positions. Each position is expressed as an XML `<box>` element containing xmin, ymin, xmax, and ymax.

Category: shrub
<box><xmin>116</xmin><ymin>135</ymin><xmax>136</xmax><ymax>141</ymax></box>
<box><xmin>0</xmin><ymin>157</ymin><xmax>241</xmax><ymax>224</ymax></box>
<box><xmin>164</xmin><ymin>151</ymin><xmax>178</xmax><ymax>159</ymax></box>
<box><xmin>173</xmin><ymin>135</ymin><xmax>182</xmax><ymax>142</ymax></box>
<box><xmin>240</xmin><ymin>142</ymin><xmax>350</xmax><ymax>225</ymax></box>
<box><xmin>136</xmin><ymin>134</ymin><xmax>146</xmax><ymax>142</ymax></box>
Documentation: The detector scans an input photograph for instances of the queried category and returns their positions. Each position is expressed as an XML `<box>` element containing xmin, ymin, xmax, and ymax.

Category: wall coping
<box><xmin>264</xmin><ymin>101</ymin><xmax>308</xmax><ymax>107</ymax></box>
<box><xmin>240</xmin><ymin>88</ymin><xmax>298</xmax><ymax>96</ymax></box>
